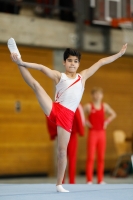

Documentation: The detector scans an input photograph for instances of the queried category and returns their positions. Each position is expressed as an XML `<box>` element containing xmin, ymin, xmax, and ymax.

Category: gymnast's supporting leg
<box><xmin>56</xmin><ymin>126</ymin><xmax>70</xmax><ymax>192</ymax></box>
<box><xmin>18</xmin><ymin>65</ymin><xmax>52</xmax><ymax>115</ymax></box>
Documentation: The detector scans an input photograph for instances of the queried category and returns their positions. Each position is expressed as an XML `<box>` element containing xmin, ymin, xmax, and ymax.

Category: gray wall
<box><xmin>0</xmin><ymin>13</ymin><xmax>132</xmax><ymax>55</ymax></box>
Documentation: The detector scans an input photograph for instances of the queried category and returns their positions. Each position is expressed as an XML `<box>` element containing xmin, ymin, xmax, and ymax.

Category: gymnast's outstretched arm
<box><xmin>11</xmin><ymin>53</ymin><xmax>61</xmax><ymax>84</ymax></box>
<box><xmin>80</xmin><ymin>44</ymin><xmax>127</xmax><ymax>83</ymax></box>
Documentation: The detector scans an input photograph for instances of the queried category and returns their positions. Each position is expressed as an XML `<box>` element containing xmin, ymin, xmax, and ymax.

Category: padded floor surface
<box><xmin>0</xmin><ymin>184</ymin><xmax>133</xmax><ymax>200</ymax></box>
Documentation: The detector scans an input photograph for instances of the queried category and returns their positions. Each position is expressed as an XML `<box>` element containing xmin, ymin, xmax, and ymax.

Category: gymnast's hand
<box><xmin>10</xmin><ymin>53</ymin><xmax>23</xmax><ymax>66</ymax></box>
<box><xmin>119</xmin><ymin>43</ymin><xmax>127</xmax><ymax>56</ymax></box>
<box><xmin>103</xmin><ymin>121</ymin><xmax>108</xmax><ymax>129</ymax></box>
<box><xmin>86</xmin><ymin>120</ymin><xmax>93</xmax><ymax>129</ymax></box>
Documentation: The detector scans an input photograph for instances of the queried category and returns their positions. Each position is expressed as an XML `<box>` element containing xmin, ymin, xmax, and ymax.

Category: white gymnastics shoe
<box><xmin>56</xmin><ymin>185</ymin><xmax>69</xmax><ymax>193</ymax></box>
<box><xmin>99</xmin><ymin>181</ymin><xmax>107</xmax><ymax>185</ymax></box>
<box><xmin>7</xmin><ymin>38</ymin><xmax>21</xmax><ymax>58</ymax></box>
<box><xmin>87</xmin><ymin>181</ymin><xmax>93</xmax><ymax>185</ymax></box>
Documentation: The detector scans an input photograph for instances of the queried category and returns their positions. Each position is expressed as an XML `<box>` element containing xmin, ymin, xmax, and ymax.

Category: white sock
<box><xmin>87</xmin><ymin>181</ymin><xmax>93</xmax><ymax>185</ymax></box>
<box><xmin>56</xmin><ymin>185</ymin><xmax>69</xmax><ymax>193</ymax></box>
<box><xmin>99</xmin><ymin>181</ymin><xmax>106</xmax><ymax>185</ymax></box>
<box><xmin>7</xmin><ymin>38</ymin><xmax>21</xmax><ymax>58</ymax></box>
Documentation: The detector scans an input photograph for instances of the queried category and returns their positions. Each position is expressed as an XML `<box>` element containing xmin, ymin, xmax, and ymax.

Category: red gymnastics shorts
<box><xmin>47</xmin><ymin>102</ymin><xmax>75</xmax><ymax>133</ymax></box>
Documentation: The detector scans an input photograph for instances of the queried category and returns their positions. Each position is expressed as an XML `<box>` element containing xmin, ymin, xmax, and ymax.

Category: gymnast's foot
<box><xmin>7</xmin><ymin>38</ymin><xmax>21</xmax><ymax>58</ymax></box>
<box><xmin>87</xmin><ymin>181</ymin><xmax>93</xmax><ymax>185</ymax></box>
<box><xmin>99</xmin><ymin>181</ymin><xmax>106</xmax><ymax>184</ymax></box>
<box><xmin>56</xmin><ymin>185</ymin><xmax>69</xmax><ymax>192</ymax></box>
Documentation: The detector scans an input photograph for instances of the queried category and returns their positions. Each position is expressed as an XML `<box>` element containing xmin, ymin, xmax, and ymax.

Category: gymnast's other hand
<box><xmin>86</xmin><ymin>120</ymin><xmax>93</xmax><ymax>128</ymax></box>
<box><xmin>119</xmin><ymin>43</ymin><xmax>127</xmax><ymax>56</ymax></box>
<box><xmin>11</xmin><ymin>53</ymin><xmax>23</xmax><ymax>66</ymax></box>
<box><xmin>103</xmin><ymin>121</ymin><xmax>108</xmax><ymax>129</ymax></box>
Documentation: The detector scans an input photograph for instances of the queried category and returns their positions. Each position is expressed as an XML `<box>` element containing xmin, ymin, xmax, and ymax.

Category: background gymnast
<box><xmin>84</xmin><ymin>87</ymin><xmax>116</xmax><ymax>184</ymax></box>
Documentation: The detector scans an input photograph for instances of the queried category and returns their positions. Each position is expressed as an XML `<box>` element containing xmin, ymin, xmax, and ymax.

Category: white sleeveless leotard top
<box><xmin>55</xmin><ymin>73</ymin><xmax>84</xmax><ymax>112</ymax></box>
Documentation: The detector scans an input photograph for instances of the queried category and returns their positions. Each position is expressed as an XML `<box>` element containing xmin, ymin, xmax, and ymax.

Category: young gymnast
<box><xmin>8</xmin><ymin>38</ymin><xmax>127</xmax><ymax>192</ymax></box>
<box><xmin>84</xmin><ymin>87</ymin><xmax>116</xmax><ymax>184</ymax></box>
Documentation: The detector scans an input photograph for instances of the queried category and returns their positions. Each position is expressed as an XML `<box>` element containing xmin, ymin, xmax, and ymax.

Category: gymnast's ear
<box><xmin>63</xmin><ymin>61</ymin><xmax>66</xmax><ymax>66</ymax></box>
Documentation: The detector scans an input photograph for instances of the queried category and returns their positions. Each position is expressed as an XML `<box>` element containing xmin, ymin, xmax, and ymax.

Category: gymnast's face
<box><xmin>63</xmin><ymin>56</ymin><xmax>80</xmax><ymax>73</ymax></box>
<box><xmin>92</xmin><ymin>91</ymin><xmax>103</xmax><ymax>102</ymax></box>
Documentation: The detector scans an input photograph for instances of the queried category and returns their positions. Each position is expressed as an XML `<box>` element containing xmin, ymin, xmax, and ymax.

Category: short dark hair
<box><xmin>63</xmin><ymin>48</ymin><xmax>81</xmax><ymax>61</ymax></box>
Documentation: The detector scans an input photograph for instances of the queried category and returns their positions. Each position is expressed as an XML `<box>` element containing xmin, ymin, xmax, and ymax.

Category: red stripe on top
<box><xmin>55</xmin><ymin>75</ymin><xmax>81</xmax><ymax>101</ymax></box>
<box><xmin>67</xmin><ymin>75</ymin><xmax>81</xmax><ymax>89</ymax></box>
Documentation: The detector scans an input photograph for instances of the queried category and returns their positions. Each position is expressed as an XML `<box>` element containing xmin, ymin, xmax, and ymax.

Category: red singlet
<box><xmin>88</xmin><ymin>103</ymin><xmax>105</xmax><ymax>130</ymax></box>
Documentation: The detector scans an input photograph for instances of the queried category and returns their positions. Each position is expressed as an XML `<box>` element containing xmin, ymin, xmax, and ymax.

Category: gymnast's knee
<box><xmin>33</xmin><ymin>80</ymin><xmax>41</xmax><ymax>91</ymax></box>
<box><xmin>57</xmin><ymin>148</ymin><xmax>67</xmax><ymax>160</ymax></box>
